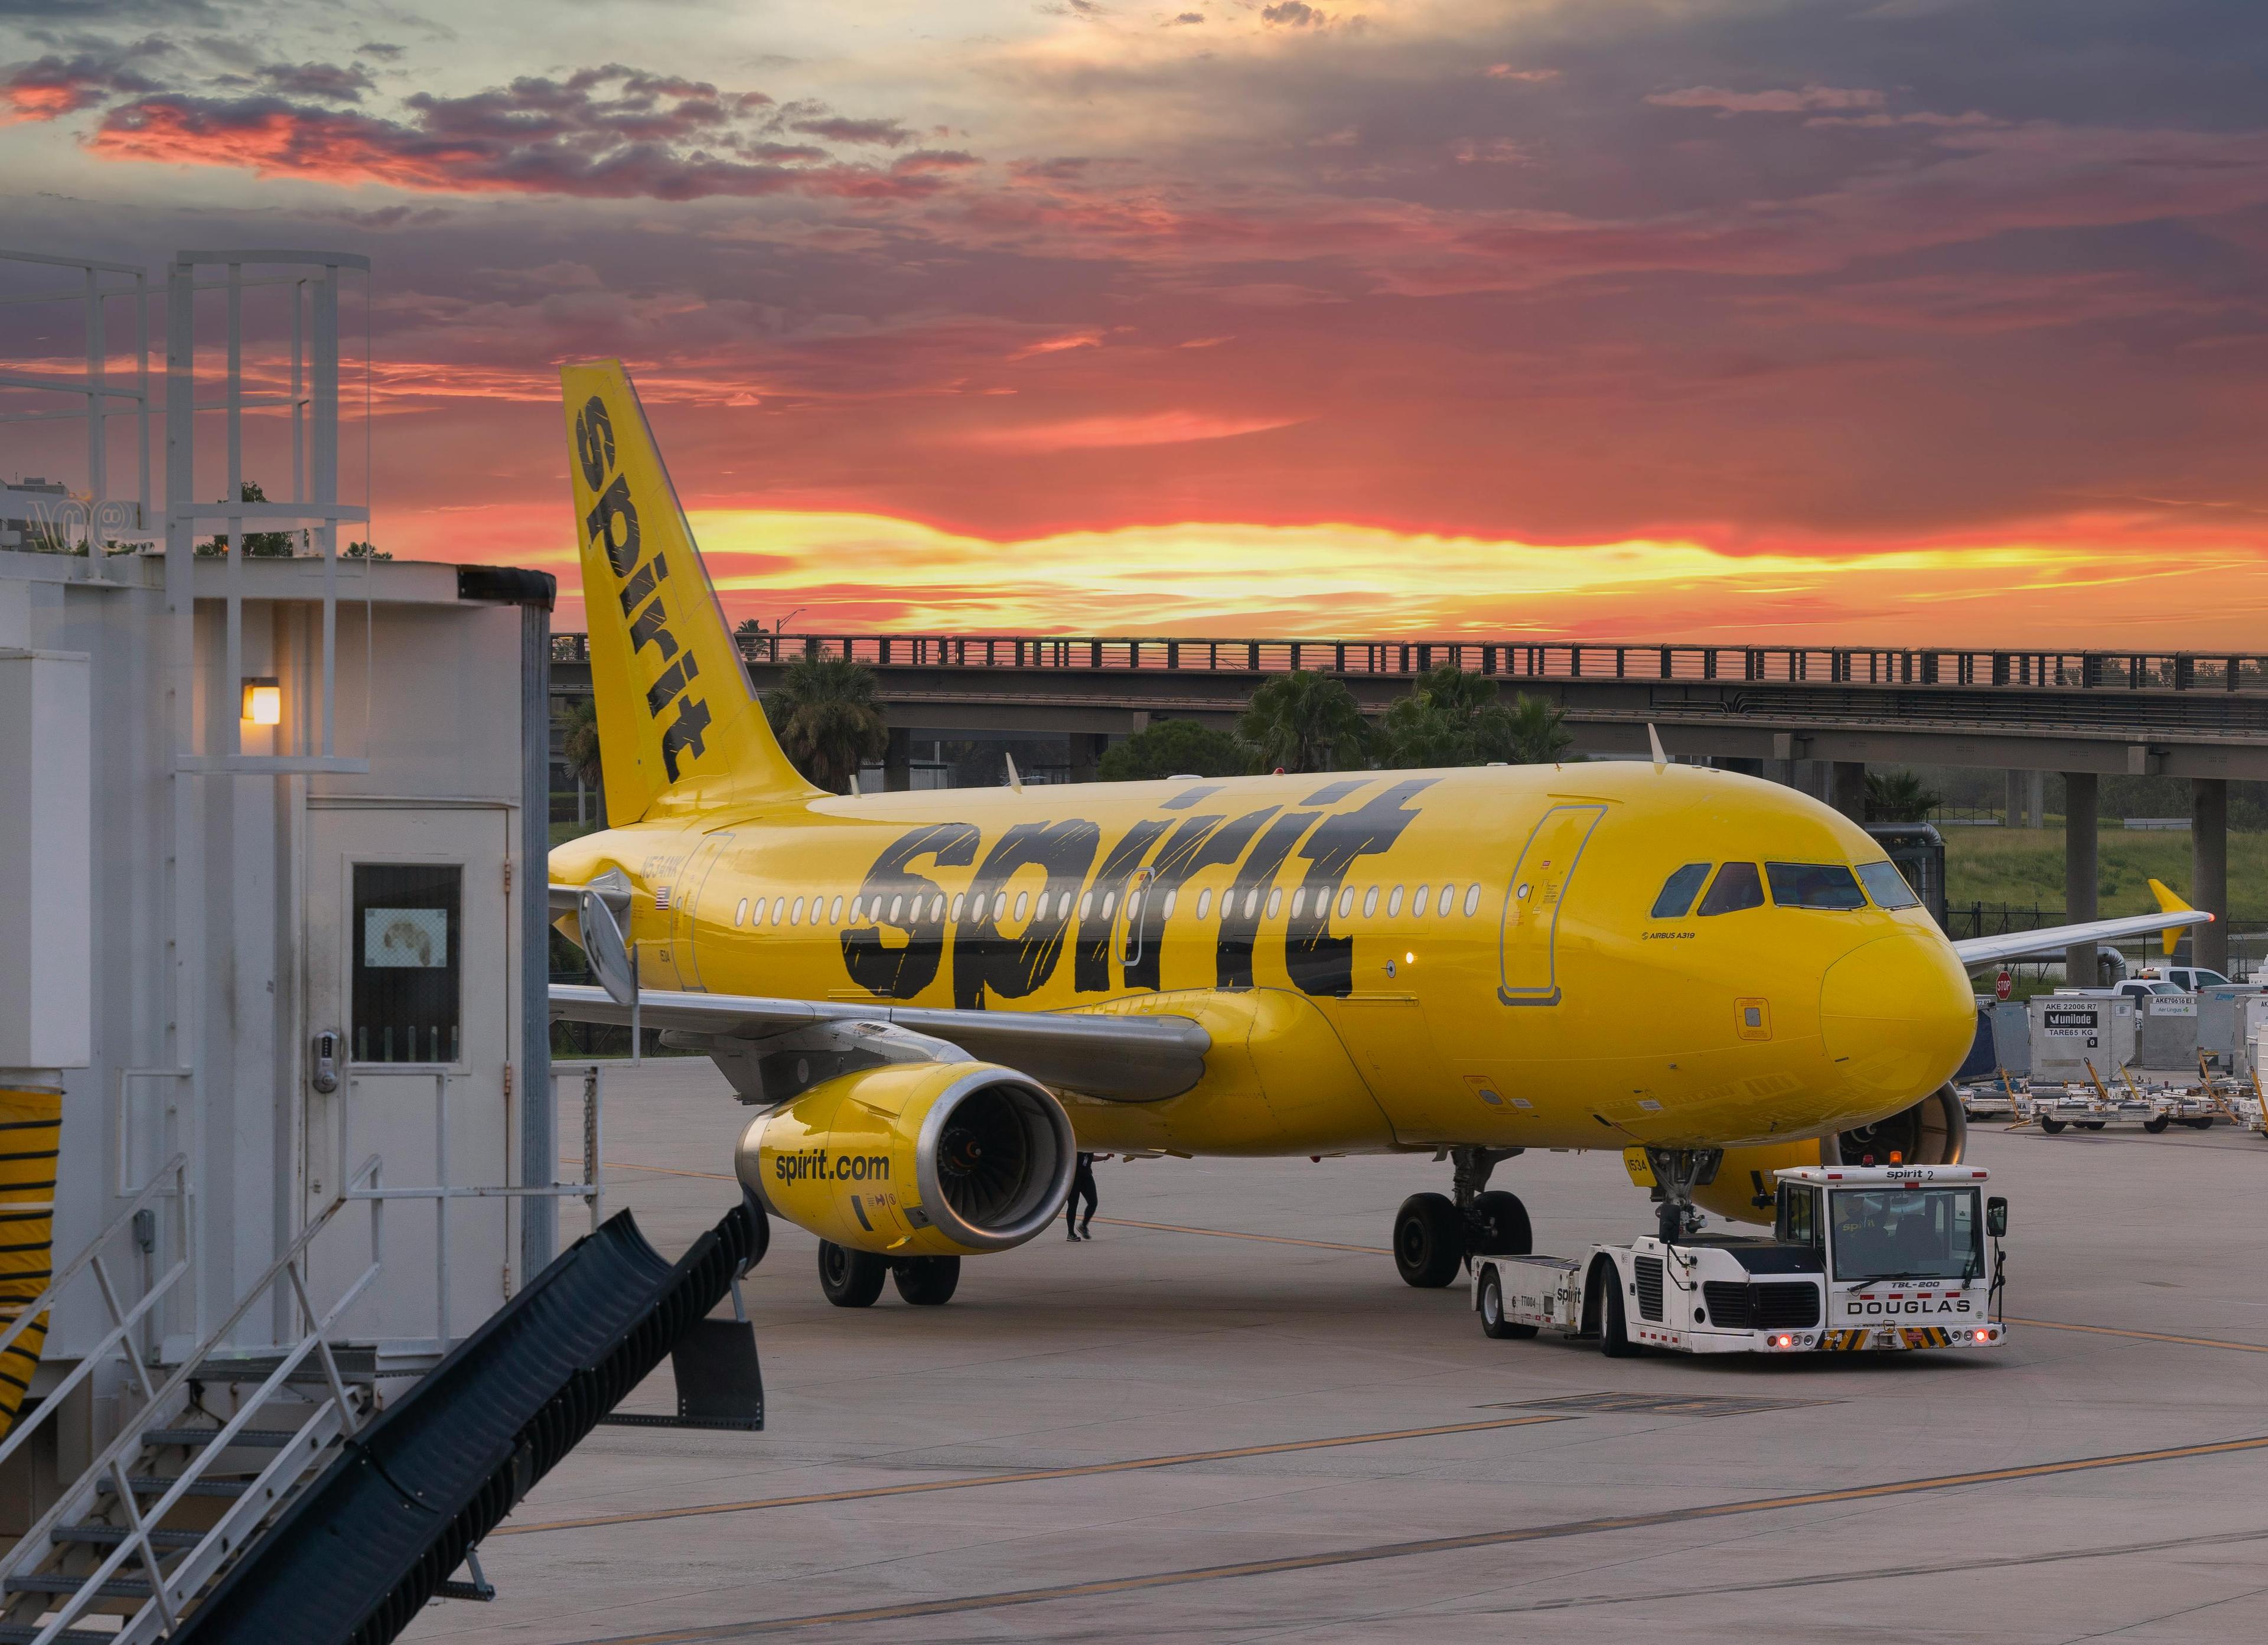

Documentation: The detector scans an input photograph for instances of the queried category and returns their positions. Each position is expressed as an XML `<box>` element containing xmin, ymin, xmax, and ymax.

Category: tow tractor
<box><xmin>1472</xmin><ymin>1164</ymin><xmax>2008</xmax><ymax>1356</ymax></box>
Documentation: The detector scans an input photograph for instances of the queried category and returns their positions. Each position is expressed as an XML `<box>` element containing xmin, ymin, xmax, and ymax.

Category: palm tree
<box><xmin>1375</xmin><ymin>693</ymin><xmax>1468</xmax><ymax>769</ymax></box>
<box><xmin>1375</xmin><ymin>667</ymin><xmax>1572</xmax><ymax>768</ymax></box>
<box><xmin>1238</xmin><ymin>670</ymin><xmax>1370</xmax><ymax>773</ymax></box>
<box><xmin>1501</xmin><ymin>692</ymin><xmax>1573</xmax><ymax>765</ymax></box>
<box><xmin>1865</xmin><ymin>770</ymin><xmax>1941</xmax><ymax>823</ymax></box>
<box><xmin>764</xmin><ymin>656</ymin><xmax>889</xmax><ymax>793</ymax></box>
<box><xmin>561</xmin><ymin>694</ymin><xmax>605</xmax><ymax>826</ymax></box>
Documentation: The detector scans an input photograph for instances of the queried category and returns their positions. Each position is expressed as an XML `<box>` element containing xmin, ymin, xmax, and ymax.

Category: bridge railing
<box><xmin>547</xmin><ymin>632</ymin><xmax>2268</xmax><ymax>693</ymax></box>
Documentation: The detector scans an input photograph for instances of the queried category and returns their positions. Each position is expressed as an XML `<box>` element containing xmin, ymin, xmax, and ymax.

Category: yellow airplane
<box><xmin>546</xmin><ymin>362</ymin><xmax>2212</xmax><ymax>1308</ymax></box>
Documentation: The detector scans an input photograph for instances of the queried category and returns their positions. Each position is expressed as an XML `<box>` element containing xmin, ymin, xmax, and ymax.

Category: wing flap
<box><xmin>549</xmin><ymin>984</ymin><xmax>1210</xmax><ymax>1102</ymax></box>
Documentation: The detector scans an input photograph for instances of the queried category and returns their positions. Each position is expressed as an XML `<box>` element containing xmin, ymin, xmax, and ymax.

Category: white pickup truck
<box><xmin>1472</xmin><ymin>1165</ymin><xmax>2008</xmax><ymax>1356</ymax></box>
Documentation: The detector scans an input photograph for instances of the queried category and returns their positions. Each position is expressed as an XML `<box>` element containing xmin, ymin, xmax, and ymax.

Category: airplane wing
<box><xmin>548</xmin><ymin>983</ymin><xmax>1211</xmax><ymax>1103</ymax></box>
<box><xmin>1951</xmin><ymin>908</ymin><xmax>2213</xmax><ymax>970</ymax></box>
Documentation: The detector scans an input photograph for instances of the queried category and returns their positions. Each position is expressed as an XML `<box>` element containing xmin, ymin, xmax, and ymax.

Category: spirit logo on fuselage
<box><xmin>842</xmin><ymin>778</ymin><xmax>1435</xmax><ymax>1002</ymax></box>
<box><xmin>575</xmin><ymin>395</ymin><xmax>711</xmax><ymax>780</ymax></box>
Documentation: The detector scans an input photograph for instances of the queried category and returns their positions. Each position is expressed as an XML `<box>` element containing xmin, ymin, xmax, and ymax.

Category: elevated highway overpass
<box><xmin>552</xmin><ymin>633</ymin><xmax>2268</xmax><ymax>971</ymax></box>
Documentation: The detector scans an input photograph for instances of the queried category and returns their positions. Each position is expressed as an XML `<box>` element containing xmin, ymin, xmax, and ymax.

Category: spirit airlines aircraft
<box><xmin>546</xmin><ymin>363</ymin><xmax>2210</xmax><ymax>1309</ymax></box>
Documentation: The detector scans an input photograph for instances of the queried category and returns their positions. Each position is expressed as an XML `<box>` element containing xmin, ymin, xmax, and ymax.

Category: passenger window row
<box><xmin>725</xmin><ymin>878</ymin><xmax>1489</xmax><ymax>929</ymax></box>
<box><xmin>1650</xmin><ymin>858</ymin><xmax>1920</xmax><ymax>919</ymax></box>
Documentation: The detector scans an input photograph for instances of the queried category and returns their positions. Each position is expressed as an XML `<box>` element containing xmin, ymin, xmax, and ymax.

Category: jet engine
<box><xmin>737</xmin><ymin>1061</ymin><xmax>1076</xmax><ymax>1258</ymax></box>
<box><xmin>1695</xmin><ymin>1083</ymin><xmax>1968</xmax><ymax>1226</ymax></box>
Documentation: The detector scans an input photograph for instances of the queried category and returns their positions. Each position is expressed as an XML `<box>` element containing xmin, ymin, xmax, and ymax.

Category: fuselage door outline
<box><xmin>1497</xmin><ymin>804</ymin><xmax>1608</xmax><ymax>1008</ymax></box>
<box><xmin>1119</xmin><ymin>867</ymin><xmax>1157</xmax><ymax>976</ymax></box>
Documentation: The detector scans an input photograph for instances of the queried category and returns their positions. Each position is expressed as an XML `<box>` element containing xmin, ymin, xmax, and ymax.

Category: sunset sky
<box><xmin>4</xmin><ymin>1</ymin><xmax>2266</xmax><ymax>643</ymax></box>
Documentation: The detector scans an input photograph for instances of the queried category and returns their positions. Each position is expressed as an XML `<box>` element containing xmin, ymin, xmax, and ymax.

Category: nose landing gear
<box><xmin>1644</xmin><ymin>1146</ymin><xmax>1722</xmax><ymax>1245</ymax></box>
<box><xmin>1393</xmin><ymin>1146</ymin><xmax>1527</xmax><ymax>1288</ymax></box>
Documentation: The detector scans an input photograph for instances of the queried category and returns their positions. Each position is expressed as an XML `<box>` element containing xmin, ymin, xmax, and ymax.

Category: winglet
<box><xmin>2148</xmin><ymin>878</ymin><xmax>2204</xmax><ymax>956</ymax></box>
<box><xmin>1647</xmin><ymin>722</ymin><xmax>1667</xmax><ymax>773</ymax></box>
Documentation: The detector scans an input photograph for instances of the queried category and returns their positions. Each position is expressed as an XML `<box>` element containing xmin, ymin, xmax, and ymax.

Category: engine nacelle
<box><xmin>1696</xmin><ymin>1083</ymin><xmax>1968</xmax><ymax>1226</ymax></box>
<box><xmin>737</xmin><ymin>1061</ymin><xmax>1076</xmax><ymax>1258</ymax></box>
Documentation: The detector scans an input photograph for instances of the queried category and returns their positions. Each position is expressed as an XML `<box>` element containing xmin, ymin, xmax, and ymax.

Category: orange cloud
<box><xmin>429</xmin><ymin>507</ymin><xmax>2268</xmax><ymax>649</ymax></box>
<box><xmin>953</xmin><ymin>411</ymin><xmax>1304</xmax><ymax>451</ymax></box>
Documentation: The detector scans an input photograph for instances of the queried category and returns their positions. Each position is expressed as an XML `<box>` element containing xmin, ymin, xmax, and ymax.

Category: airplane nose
<box><xmin>1818</xmin><ymin>933</ymin><xmax>1975</xmax><ymax>1099</ymax></box>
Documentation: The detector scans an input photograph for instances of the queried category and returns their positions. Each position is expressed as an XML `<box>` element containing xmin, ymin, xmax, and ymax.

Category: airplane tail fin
<box><xmin>2147</xmin><ymin>878</ymin><xmax>2194</xmax><ymax>957</ymax></box>
<box><xmin>562</xmin><ymin>361</ymin><xmax>819</xmax><ymax>821</ymax></box>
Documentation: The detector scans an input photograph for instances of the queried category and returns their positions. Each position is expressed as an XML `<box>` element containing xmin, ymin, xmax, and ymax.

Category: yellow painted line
<box><xmin>569</xmin><ymin>1432</ymin><xmax>2268</xmax><ymax>1643</ymax></box>
<box><xmin>589</xmin><ymin>1159</ymin><xmax>737</xmax><ymax>1183</ymax></box>
<box><xmin>2008</xmin><ymin>1318</ymin><xmax>2268</xmax><ymax>1354</ymax></box>
<box><xmin>499</xmin><ymin>1412</ymin><xmax>1572</xmax><ymax>1537</ymax></box>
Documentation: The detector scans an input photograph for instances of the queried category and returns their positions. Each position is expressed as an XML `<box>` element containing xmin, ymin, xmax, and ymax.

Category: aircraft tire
<box><xmin>1600</xmin><ymin>1278</ymin><xmax>1640</xmax><ymax>1359</ymax></box>
<box><xmin>1469</xmin><ymin>1190</ymin><xmax>1532</xmax><ymax>1256</ymax></box>
<box><xmin>1393</xmin><ymin>1193</ymin><xmax>1463</xmax><ymax>1288</ymax></box>
<box><xmin>892</xmin><ymin>1255</ymin><xmax>961</xmax><ymax>1306</ymax></box>
<box><xmin>2038</xmin><ymin>1118</ymin><xmax>2067</xmax><ymax>1135</ymax></box>
<box><xmin>1478</xmin><ymin>1268</ymin><xmax>1537</xmax><ymax>1340</ymax></box>
<box><xmin>2143</xmin><ymin>1116</ymin><xmax>2171</xmax><ymax>1134</ymax></box>
<box><xmin>817</xmin><ymin>1240</ymin><xmax>887</xmax><ymax>1308</ymax></box>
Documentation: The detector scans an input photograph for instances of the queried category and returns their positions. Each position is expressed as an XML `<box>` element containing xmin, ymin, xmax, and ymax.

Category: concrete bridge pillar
<box><xmin>2192</xmin><ymin>777</ymin><xmax>2229</xmax><ymax>974</ymax></box>
<box><xmin>2065</xmin><ymin>771</ymin><xmax>2099</xmax><ymax>984</ymax></box>
<box><xmin>1830</xmin><ymin>761</ymin><xmax>1866</xmax><ymax>822</ymax></box>
<box><xmin>2027</xmin><ymin>770</ymin><xmax>2045</xmax><ymax>830</ymax></box>
<box><xmin>885</xmin><ymin>727</ymin><xmax>912</xmax><ymax>793</ymax></box>
<box><xmin>1070</xmin><ymin>732</ymin><xmax>1108</xmax><ymax>785</ymax></box>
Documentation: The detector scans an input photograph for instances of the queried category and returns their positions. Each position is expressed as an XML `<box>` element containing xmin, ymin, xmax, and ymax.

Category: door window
<box><xmin>353</xmin><ymin>864</ymin><xmax>462</xmax><ymax>1064</ymax></box>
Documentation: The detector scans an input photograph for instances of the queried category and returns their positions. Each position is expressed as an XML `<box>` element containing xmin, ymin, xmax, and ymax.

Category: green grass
<box><xmin>1944</xmin><ymin>824</ymin><xmax>2268</xmax><ymax>917</ymax></box>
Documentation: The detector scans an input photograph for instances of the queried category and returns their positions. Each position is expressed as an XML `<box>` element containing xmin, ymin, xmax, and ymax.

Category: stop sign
<box><xmin>1995</xmin><ymin>968</ymin><xmax>2013</xmax><ymax>1001</ymax></box>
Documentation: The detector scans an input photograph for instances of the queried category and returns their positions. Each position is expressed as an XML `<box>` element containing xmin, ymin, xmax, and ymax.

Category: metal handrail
<box><xmin>0</xmin><ymin>1154</ymin><xmax>190</xmax><ymax>1471</ymax></box>
<box><xmin>0</xmin><ymin>1151</ymin><xmax>184</xmax><ymax>1363</ymax></box>
<box><xmin>545</xmin><ymin>629</ymin><xmax>2268</xmax><ymax>694</ymax></box>
<box><xmin>9</xmin><ymin>1155</ymin><xmax>387</xmax><ymax>1645</ymax></box>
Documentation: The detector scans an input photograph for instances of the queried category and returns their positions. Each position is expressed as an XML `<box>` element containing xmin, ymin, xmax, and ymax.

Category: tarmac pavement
<box><xmin>405</xmin><ymin>1057</ymin><xmax>2268</xmax><ymax>1645</ymax></box>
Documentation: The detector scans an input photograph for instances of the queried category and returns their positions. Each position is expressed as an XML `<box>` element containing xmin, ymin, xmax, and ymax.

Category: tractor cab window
<box><xmin>1777</xmin><ymin>1183</ymin><xmax>1820</xmax><ymax>1247</ymax></box>
<box><xmin>1830</xmin><ymin>1187</ymin><xmax>1981</xmax><ymax>1283</ymax></box>
<box><xmin>1765</xmin><ymin>862</ymin><xmax>1866</xmax><ymax>910</ymax></box>
<box><xmin>1696</xmin><ymin>861</ymin><xmax>1764</xmax><ymax>916</ymax></box>
<box><xmin>1650</xmin><ymin>862</ymin><xmax>1710</xmax><ymax>920</ymax></box>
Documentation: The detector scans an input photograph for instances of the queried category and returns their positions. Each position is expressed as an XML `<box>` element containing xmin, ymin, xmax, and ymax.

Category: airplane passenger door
<box><xmin>1498</xmin><ymin>804</ymin><xmax>1607</xmax><ymax>1006</ymax></box>
<box><xmin>1117</xmin><ymin>867</ymin><xmax>1156</xmax><ymax>976</ymax></box>
<box><xmin>677</xmin><ymin>831</ymin><xmax>737</xmax><ymax>992</ymax></box>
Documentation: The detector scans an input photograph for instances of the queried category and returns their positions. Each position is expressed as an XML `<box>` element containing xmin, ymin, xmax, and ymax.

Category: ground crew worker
<box><xmin>1065</xmin><ymin>1151</ymin><xmax>1099</xmax><ymax>1240</ymax></box>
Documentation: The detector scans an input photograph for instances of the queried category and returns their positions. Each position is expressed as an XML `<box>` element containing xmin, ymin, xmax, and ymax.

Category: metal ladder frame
<box><xmin>1</xmin><ymin>1157</ymin><xmax>385</xmax><ymax>1644</ymax></box>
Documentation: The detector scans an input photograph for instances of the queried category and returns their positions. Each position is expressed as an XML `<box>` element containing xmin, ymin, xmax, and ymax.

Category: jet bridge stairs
<box><xmin>0</xmin><ymin>1196</ymin><xmax>764</xmax><ymax>1645</ymax></box>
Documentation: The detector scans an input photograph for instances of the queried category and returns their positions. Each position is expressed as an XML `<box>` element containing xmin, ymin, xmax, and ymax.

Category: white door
<box><xmin>304</xmin><ymin>803</ymin><xmax>515</xmax><ymax>1348</ymax></box>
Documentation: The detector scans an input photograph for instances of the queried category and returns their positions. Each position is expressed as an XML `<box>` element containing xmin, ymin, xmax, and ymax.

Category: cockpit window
<box><xmin>1696</xmin><ymin>861</ymin><xmax>1764</xmax><ymax>916</ymax></box>
<box><xmin>1855</xmin><ymin>861</ymin><xmax>1922</xmax><ymax>911</ymax></box>
<box><xmin>1650</xmin><ymin>863</ymin><xmax>1710</xmax><ymax>920</ymax></box>
<box><xmin>1766</xmin><ymin>862</ymin><xmax>1866</xmax><ymax>910</ymax></box>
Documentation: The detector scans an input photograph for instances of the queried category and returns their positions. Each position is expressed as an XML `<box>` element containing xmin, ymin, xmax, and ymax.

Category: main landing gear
<box><xmin>1394</xmin><ymin>1146</ymin><xmax>1529</xmax><ymax>1288</ymax></box>
<box><xmin>816</xmin><ymin>1240</ymin><xmax>962</xmax><ymax>1308</ymax></box>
